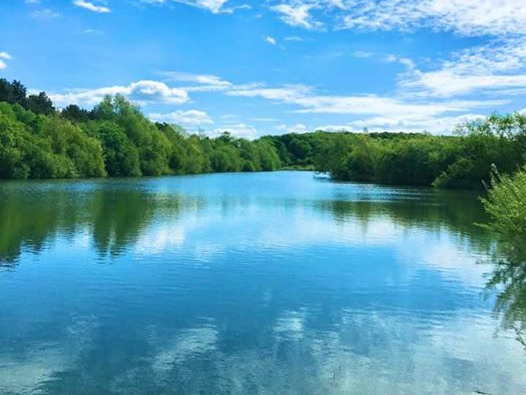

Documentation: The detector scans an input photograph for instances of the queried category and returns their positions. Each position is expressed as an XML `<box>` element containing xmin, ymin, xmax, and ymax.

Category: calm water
<box><xmin>0</xmin><ymin>171</ymin><xmax>524</xmax><ymax>395</ymax></box>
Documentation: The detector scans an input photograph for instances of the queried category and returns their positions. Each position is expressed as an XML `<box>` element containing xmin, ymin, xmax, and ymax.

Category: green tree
<box><xmin>61</xmin><ymin>104</ymin><xmax>91</xmax><ymax>123</ymax></box>
<box><xmin>27</xmin><ymin>92</ymin><xmax>55</xmax><ymax>115</ymax></box>
<box><xmin>0</xmin><ymin>106</ymin><xmax>31</xmax><ymax>178</ymax></box>
<box><xmin>95</xmin><ymin>121</ymin><xmax>141</xmax><ymax>177</ymax></box>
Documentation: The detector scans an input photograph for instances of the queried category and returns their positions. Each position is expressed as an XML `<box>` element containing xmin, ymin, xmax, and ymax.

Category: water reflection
<box><xmin>0</xmin><ymin>177</ymin><xmax>490</xmax><ymax>265</ymax></box>
<box><xmin>485</xmin><ymin>241</ymin><xmax>526</xmax><ymax>352</ymax></box>
<box><xmin>0</xmin><ymin>180</ymin><xmax>205</xmax><ymax>263</ymax></box>
<box><xmin>0</xmin><ymin>172</ymin><xmax>524</xmax><ymax>395</ymax></box>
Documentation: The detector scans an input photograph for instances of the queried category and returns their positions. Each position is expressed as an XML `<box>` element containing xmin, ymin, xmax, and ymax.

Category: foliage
<box><xmin>0</xmin><ymin>79</ymin><xmax>283</xmax><ymax>180</ymax></box>
<box><xmin>481</xmin><ymin>166</ymin><xmax>526</xmax><ymax>243</ymax></box>
<box><xmin>485</xmin><ymin>242</ymin><xmax>526</xmax><ymax>351</ymax></box>
<box><xmin>311</xmin><ymin>115</ymin><xmax>526</xmax><ymax>189</ymax></box>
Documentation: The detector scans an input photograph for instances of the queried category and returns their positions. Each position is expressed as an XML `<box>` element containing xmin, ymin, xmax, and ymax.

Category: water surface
<box><xmin>0</xmin><ymin>171</ymin><xmax>524</xmax><ymax>395</ymax></box>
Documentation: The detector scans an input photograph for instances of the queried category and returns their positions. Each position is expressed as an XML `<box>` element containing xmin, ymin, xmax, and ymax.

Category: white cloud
<box><xmin>213</xmin><ymin>123</ymin><xmax>259</xmax><ymax>139</ymax></box>
<box><xmin>227</xmin><ymin>83</ymin><xmax>503</xmax><ymax>118</ymax></box>
<box><xmin>129</xmin><ymin>69</ymin><xmax>503</xmax><ymax>135</ymax></box>
<box><xmin>339</xmin><ymin>0</ymin><xmax>526</xmax><ymax>37</ymax></box>
<box><xmin>385</xmin><ymin>54</ymin><xmax>415</xmax><ymax>69</ymax></box>
<box><xmin>48</xmin><ymin>80</ymin><xmax>189</xmax><ymax>106</ymax></box>
<box><xmin>223</xmin><ymin>78</ymin><xmax>508</xmax><ymax>134</ymax></box>
<box><xmin>227</xmin><ymin>84</ymin><xmax>312</xmax><ymax>102</ymax></box>
<box><xmin>149</xmin><ymin>110</ymin><xmax>214</xmax><ymax>126</ymax></box>
<box><xmin>265</xmin><ymin>36</ymin><xmax>277</xmax><ymax>45</ymax></box>
<box><xmin>271</xmin><ymin>0</ymin><xmax>526</xmax><ymax>37</ymax></box>
<box><xmin>177</xmin><ymin>0</ymin><xmax>229</xmax><ymax>13</ymax></box>
<box><xmin>307</xmin><ymin>115</ymin><xmax>484</xmax><ymax>135</ymax></box>
<box><xmin>45</xmin><ymin>64</ymin><xmax>512</xmax><ymax>135</ymax></box>
<box><xmin>276</xmin><ymin>123</ymin><xmax>308</xmax><ymax>133</ymax></box>
<box><xmin>72</xmin><ymin>0</ymin><xmax>111</xmax><ymax>13</ymax></box>
<box><xmin>0</xmin><ymin>52</ymin><xmax>12</xmax><ymax>70</ymax></box>
<box><xmin>400</xmin><ymin>37</ymin><xmax>526</xmax><ymax>97</ymax></box>
<box><xmin>330</xmin><ymin>113</ymin><xmax>486</xmax><ymax>134</ymax></box>
<box><xmin>143</xmin><ymin>0</ymin><xmax>235</xmax><ymax>14</ymax></box>
<box><xmin>159</xmin><ymin>71</ymin><xmax>233</xmax><ymax>92</ymax></box>
<box><xmin>271</xmin><ymin>3</ymin><xmax>322</xmax><ymax>29</ymax></box>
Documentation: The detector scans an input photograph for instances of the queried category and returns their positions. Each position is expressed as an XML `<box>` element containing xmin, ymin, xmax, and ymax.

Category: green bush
<box><xmin>481</xmin><ymin>167</ymin><xmax>526</xmax><ymax>242</ymax></box>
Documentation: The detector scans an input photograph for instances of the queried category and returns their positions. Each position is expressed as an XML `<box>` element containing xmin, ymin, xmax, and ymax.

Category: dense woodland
<box><xmin>310</xmin><ymin>117</ymin><xmax>526</xmax><ymax>189</ymax></box>
<box><xmin>0</xmin><ymin>79</ymin><xmax>282</xmax><ymax>179</ymax></box>
<box><xmin>1</xmin><ymin>78</ymin><xmax>526</xmax><ymax>191</ymax></box>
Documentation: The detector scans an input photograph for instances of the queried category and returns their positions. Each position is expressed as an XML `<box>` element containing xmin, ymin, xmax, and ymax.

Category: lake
<box><xmin>0</xmin><ymin>171</ymin><xmax>524</xmax><ymax>395</ymax></box>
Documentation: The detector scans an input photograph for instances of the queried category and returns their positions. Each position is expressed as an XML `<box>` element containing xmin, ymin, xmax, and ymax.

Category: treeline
<box><xmin>0</xmin><ymin>79</ymin><xmax>281</xmax><ymax>179</ymax></box>
<box><xmin>2</xmin><ymin>78</ymin><xmax>526</xmax><ymax>188</ymax></box>
<box><xmin>312</xmin><ymin>115</ymin><xmax>526</xmax><ymax>189</ymax></box>
<box><xmin>263</xmin><ymin>133</ymin><xmax>327</xmax><ymax>168</ymax></box>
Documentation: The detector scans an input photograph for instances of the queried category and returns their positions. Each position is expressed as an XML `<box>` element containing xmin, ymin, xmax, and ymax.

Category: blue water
<box><xmin>0</xmin><ymin>171</ymin><xmax>524</xmax><ymax>394</ymax></box>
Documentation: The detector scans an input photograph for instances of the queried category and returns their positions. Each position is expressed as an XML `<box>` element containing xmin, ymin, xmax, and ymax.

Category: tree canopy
<box><xmin>0</xmin><ymin>79</ymin><xmax>283</xmax><ymax>179</ymax></box>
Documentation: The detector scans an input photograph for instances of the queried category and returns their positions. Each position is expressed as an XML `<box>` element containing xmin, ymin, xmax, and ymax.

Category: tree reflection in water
<box><xmin>485</xmin><ymin>241</ymin><xmax>526</xmax><ymax>352</ymax></box>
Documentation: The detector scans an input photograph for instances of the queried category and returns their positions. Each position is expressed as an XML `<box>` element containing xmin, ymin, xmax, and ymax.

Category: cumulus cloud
<box><xmin>48</xmin><ymin>80</ymin><xmax>189</xmax><ymax>106</ymax></box>
<box><xmin>149</xmin><ymin>110</ymin><xmax>214</xmax><ymax>127</ymax></box>
<box><xmin>0</xmin><ymin>52</ymin><xmax>12</xmax><ymax>70</ymax></box>
<box><xmin>72</xmin><ymin>0</ymin><xmax>111</xmax><ymax>13</ymax></box>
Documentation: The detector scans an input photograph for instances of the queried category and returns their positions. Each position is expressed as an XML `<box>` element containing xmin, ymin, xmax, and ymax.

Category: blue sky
<box><xmin>1</xmin><ymin>0</ymin><xmax>526</xmax><ymax>138</ymax></box>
